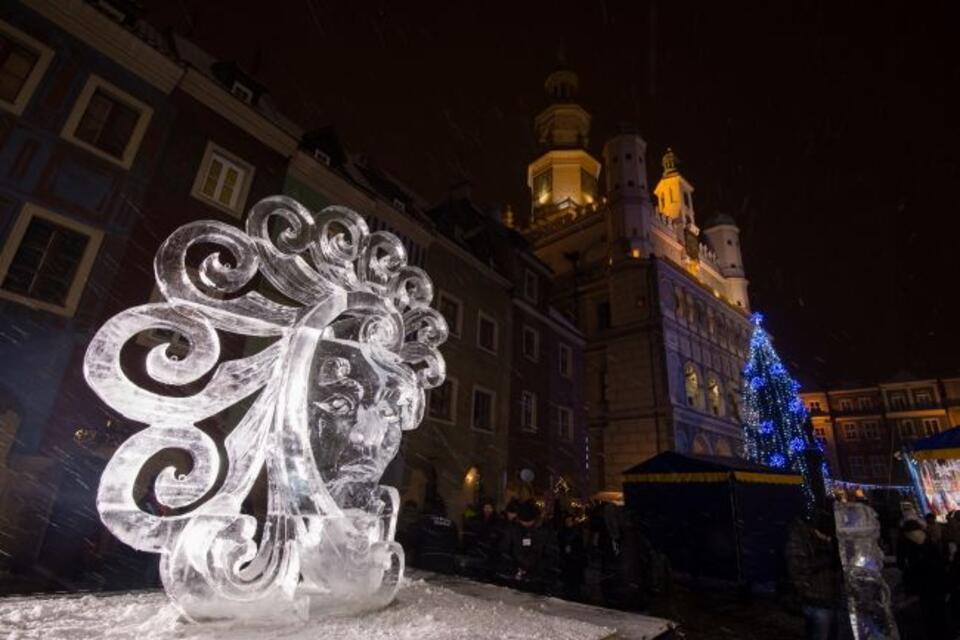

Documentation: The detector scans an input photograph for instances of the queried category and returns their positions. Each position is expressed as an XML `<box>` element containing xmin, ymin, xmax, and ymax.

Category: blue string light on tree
<box><xmin>740</xmin><ymin>312</ymin><xmax>824</xmax><ymax>512</ymax></box>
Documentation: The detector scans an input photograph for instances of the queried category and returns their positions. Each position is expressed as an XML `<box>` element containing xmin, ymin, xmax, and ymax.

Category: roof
<box><xmin>623</xmin><ymin>451</ymin><xmax>797</xmax><ymax>476</ymax></box>
<box><xmin>912</xmin><ymin>426</ymin><xmax>960</xmax><ymax>460</ymax></box>
<box><xmin>703</xmin><ymin>212</ymin><xmax>738</xmax><ymax>228</ymax></box>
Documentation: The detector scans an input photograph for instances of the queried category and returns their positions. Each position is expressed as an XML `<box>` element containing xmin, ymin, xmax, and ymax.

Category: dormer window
<box><xmin>230</xmin><ymin>81</ymin><xmax>253</xmax><ymax>104</ymax></box>
<box><xmin>312</xmin><ymin>148</ymin><xmax>331</xmax><ymax>166</ymax></box>
<box><xmin>392</xmin><ymin>197</ymin><xmax>406</xmax><ymax>213</ymax></box>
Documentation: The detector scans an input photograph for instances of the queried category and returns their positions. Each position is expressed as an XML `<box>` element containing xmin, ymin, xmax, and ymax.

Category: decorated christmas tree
<box><xmin>741</xmin><ymin>312</ymin><xmax>824</xmax><ymax>510</ymax></box>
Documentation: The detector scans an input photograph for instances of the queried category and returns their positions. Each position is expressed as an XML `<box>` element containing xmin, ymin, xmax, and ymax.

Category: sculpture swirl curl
<box><xmin>83</xmin><ymin>196</ymin><xmax>447</xmax><ymax>621</ymax></box>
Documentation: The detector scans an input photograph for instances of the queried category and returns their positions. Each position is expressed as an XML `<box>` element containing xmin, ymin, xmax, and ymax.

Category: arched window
<box><xmin>707</xmin><ymin>377</ymin><xmax>723</xmax><ymax>416</ymax></box>
<box><xmin>714</xmin><ymin>438</ymin><xmax>733</xmax><ymax>457</ymax></box>
<box><xmin>692</xmin><ymin>433</ymin><xmax>712</xmax><ymax>455</ymax></box>
<box><xmin>684</xmin><ymin>363</ymin><xmax>702</xmax><ymax>409</ymax></box>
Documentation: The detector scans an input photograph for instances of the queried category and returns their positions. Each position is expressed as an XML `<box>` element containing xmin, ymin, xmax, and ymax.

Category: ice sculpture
<box><xmin>83</xmin><ymin>196</ymin><xmax>447</xmax><ymax>621</ymax></box>
<box><xmin>833</xmin><ymin>502</ymin><xmax>900</xmax><ymax>640</ymax></box>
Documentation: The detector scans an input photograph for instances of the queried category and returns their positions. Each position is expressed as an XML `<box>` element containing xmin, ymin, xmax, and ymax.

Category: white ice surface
<box><xmin>0</xmin><ymin>578</ymin><xmax>618</xmax><ymax>640</ymax></box>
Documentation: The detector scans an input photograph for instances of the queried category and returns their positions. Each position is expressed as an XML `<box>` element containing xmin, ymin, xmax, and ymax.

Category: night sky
<box><xmin>144</xmin><ymin>1</ymin><xmax>959</xmax><ymax>386</ymax></box>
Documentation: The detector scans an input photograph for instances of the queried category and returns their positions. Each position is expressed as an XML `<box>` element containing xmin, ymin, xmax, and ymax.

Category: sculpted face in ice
<box><xmin>83</xmin><ymin>197</ymin><xmax>446</xmax><ymax>621</ymax></box>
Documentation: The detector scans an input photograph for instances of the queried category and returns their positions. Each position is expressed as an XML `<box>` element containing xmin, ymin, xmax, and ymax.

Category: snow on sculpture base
<box><xmin>0</xmin><ymin>573</ymin><xmax>676</xmax><ymax>640</ymax></box>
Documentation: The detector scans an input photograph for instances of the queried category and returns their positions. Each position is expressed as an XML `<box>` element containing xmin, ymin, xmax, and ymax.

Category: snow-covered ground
<box><xmin>0</xmin><ymin>573</ymin><xmax>674</xmax><ymax>640</ymax></box>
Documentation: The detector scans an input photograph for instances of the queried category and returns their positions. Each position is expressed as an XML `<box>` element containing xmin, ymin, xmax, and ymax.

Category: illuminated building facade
<box><xmin>516</xmin><ymin>67</ymin><xmax>754</xmax><ymax>491</ymax></box>
<box><xmin>801</xmin><ymin>376</ymin><xmax>960</xmax><ymax>484</ymax></box>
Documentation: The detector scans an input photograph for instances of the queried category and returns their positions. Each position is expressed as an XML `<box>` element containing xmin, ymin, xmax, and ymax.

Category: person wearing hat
<box><xmin>499</xmin><ymin>499</ymin><xmax>547</xmax><ymax>592</ymax></box>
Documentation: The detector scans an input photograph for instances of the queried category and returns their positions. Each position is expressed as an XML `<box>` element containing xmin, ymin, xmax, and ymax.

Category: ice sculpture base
<box><xmin>0</xmin><ymin>572</ymin><xmax>675</xmax><ymax>639</ymax></box>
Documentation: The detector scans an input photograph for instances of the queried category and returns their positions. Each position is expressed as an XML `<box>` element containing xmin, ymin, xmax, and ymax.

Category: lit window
<box><xmin>476</xmin><ymin>312</ymin><xmax>498</xmax><ymax>354</ymax></box>
<box><xmin>230</xmin><ymin>81</ymin><xmax>253</xmax><ymax>104</ymax></box>
<box><xmin>61</xmin><ymin>75</ymin><xmax>153</xmax><ymax>168</ymax></box>
<box><xmin>523</xmin><ymin>269</ymin><xmax>538</xmax><ymax>303</ymax></box>
<box><xmin>863</xmin><ymin>421</ymin><xmax>879</xmax><ymax>440</ymax></box>
<box><xmin>684</xmin><ymin>363</ymin><xmax>702</xmax><ymax>409</ymax></box>
<box><xmin>520</xmin><ymin>391</ymin><xmax>537</xmax><ymax>432</ymax></box>
<box><xmin>707</xmin><ymin>378</ymin><xmax>723</xmax><ymax>416</ymax></box>
<box><xmin>191</xmin><ymin>142</ymin><xmax>255</xmax><ymax>216</ymax></box>
<box><xmin>428</xmin><ymin>378</ymin><xmax>457</xmax><ymax>423</ymax></box>
<box><xmin>436</xmin><ymin>291</ymin><xmax>462</xmax><ymax>338</ymax></box>
<box><xmin>809</xmin><ymin>401</ymin><xmax>822</xmax><ymax>412</ymax></box>
<box><xmin>915</xmin><ymin>390</ymin><xmax>933</xmax><ymax>406</ymax></box>
<box><xmin>557</xmin><ymin>405</ymin><xmax>573</xmax><ymax>441</ymax></box>
<box><xmin>471</xmin><ymin>387</ymin><xmax>495</xmax><ymax>432</ymax></box>
<box><xmin>522</xmin><ymin>325</ymin><xmax>539</xmax><ymax>361</ymax></box>
<box><xmin>889</xmin><ymin>393</ymin><xmax>906</xmax><ymax>410</ymax></box>
<box><xmin>0</xmin><ymin>20</ymin><xmax>54</xmax><ymax>115</ymax></box>
<box><xmin>558</xmin><ymin>343</ymin><xmax>572</xmax><ymax>378</ymax></box>
<box><xmin>922</xmin><ymin>418</ymin><xmax>939</xmax><ymax>436</ymax></box>
<box><xmin>0</xmin><ymin>203</ymin><xmax>103</xmax><ymax>316</ymax></box>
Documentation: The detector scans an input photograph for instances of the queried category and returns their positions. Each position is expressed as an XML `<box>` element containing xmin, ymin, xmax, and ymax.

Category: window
<box><xmin>596</xmin><ymin>301</ymin><xmax>611</xmax><ymax>330</ymax></box>
<box><xmin>914</xmin><ymin>390</ymin><xmax>933</xmax><ymax>406</ymax></box>
<box><xmin>842</xmin><ymin>423</ymin><xmax>859</xmax><ymax>440</ymax></box>
<box><xmin>899</xmin><ymin>420</ymin><xmax>915</xmax><ymax>438</ymax></box>
<box><xmin>476</xmin><ymin>312</ymin><xmax>498</xmax><ymax>354</ymax></box>
<box><xmin>922</xmin><ymin>418</ymin><xmax>940</xmax><ymax>436</ymax></box>
<box><xmin>0</xmin><ymin>203</ymin><xmax>103</xmax><ymax>316</ymax></box>
<box><xmin>848</xmin><ymin>456</ymin><xmax>866</xmax><ymax>479</ymax></box>
<box><xmin>813</xmin><ymin>426</ymin><xmax>827</xmax><ymax>442</ymax></box>
<box><xmin>523</xmin><ymin>269</ymin><xmax>538</xmax><ymax>303</ymax></box>
<box><xmin>471</xmin><ymin>387</ymin><xmax>495</xmax><ymax>432</ymax></box>
<box><xmin>436</xmin><ymin>291</ymin><xmax>462</xmax><ymax>338</ymax></box>
<box><xmin>558</xmin><ymin>343</ymin><xmax>572</xmax><ymax>378</ymax></box>
<box><xmin>684</xmin><ymin>363</ymin><xmax>702</xmax><ymax>409</ymax></box>
<box><xmin>533</xmin><ymin>170</ymin><xmax>552</xmax><ymax>204</ymax></box>
<box><xmin>0</xmin><ymin>20</ymin><xmax>54</xmax><ymax>115</ymax></box>
<box><xmin>809</xmin><ymin>401</ymin><xmax>823</xmax><ymax>412</ymax></box>
<box><xmin>428</xmin><ymin>378</ymin><xmax>457</xmax><ymax>423</ymax></box>
<box><xmin>557</xmin><ymin>405</ymin><xmax>573</xmax><ymax>441</ymax></box>
<box><xmin>230</xmin><ymin>81</ymin><xmax>253</xmax><ymax>104</ymax></box>
<box><xmin>61</xmin><ymin>75</ymin><xmax>153</xmax><ymax>168</ymax></box>
<box><xmin>707</xmin><ymin>378</ymin><xmax>722</xmax><ymax>416</ymax></box>
<box><xmin>863</xmin><ymin>421</ymin><xmax>879</xmax><ymax>440</ymax></box>
<box><xmin>869</xmin><ymin>456</ymin><xmax>887</xmax><ymax>480</ymax></box>
<box><xmin>858</xmin><ymin>397</ymin><xmax>873</xmax><ymax>410</ymax></box>
<box><xmin>520</xmin><ymin>391</ymin><xmax>537</xmax><ymax>432</ymax></box>
<box><xmin>674</xmin><ymin>286</ymin><xmax>684</xmax><ymax>317</ymax></box>
<box><xmin>889</xmin><ymin>393</ymin><xmax>906</xmax><ymax>410</ymax></box>
<box><xmin>839</xmin><ymin>399</ymin><xmax>853</xmax><ymax>411</ymax></box>
<box><xmin>191</xmin><ymin>142</ymin><xmax>255</xmax><ymax>216</ymax></box>
<box><xmin>522</xmin><ymin>325</ymin><xmax>539</xmax><ymax>361</ymax></box>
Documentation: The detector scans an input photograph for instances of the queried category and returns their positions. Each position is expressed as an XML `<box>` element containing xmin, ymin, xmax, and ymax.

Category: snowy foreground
<box><xmin>0</xmin><ymin>572</ymin><xmax>674</xmax><ymax>640</ymax></box>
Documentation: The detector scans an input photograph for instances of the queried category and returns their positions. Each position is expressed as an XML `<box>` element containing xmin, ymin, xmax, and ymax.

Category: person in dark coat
<box><xmin>412</xmin><ymin>501</ymin><xmax>459</xmax><ymax>575</ymax></box>
<box><xmin>785</xmin><ymin>508</ymin><xmax>844</xmax><ymax>640</ymax></box>
<box><xmin>557</xmin><ymin>513</ymin><xmax>586</xmax><ymax>602</ymax></box>
<box><xmin>500</xmin><ymin>500</ymin><xmax>547</xmax><ymax>592</ymax></box>
<box><xmin>897</xmin><ymin>519</ymin><xmax>949</xmax><ymax>640</ymax></box>
<box><xmin>463</xmin><ymin>497</ymin><xmax>501</xmax><ymax>580</ymax></box>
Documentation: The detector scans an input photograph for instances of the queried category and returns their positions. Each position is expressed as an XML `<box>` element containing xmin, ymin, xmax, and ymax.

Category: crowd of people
<box><xmin>787</xmin><ymin>505</ymin><xmax>960</xmax><ymax>640</ymax></box>
<box><xmin>396</xmin><ymin>495</ymin><xmax>668</xmax><ymax>610</ymax></box>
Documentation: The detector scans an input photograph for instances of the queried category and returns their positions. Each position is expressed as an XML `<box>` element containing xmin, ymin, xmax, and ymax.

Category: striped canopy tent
<box><xmin>912</xmin><ymin>425</ymin><xmax>960</xmax><ymax>460</ymax></box>
<box><xmin>623</xmin><ymin>451</ymin><xmax>805</xmax><ymax>584</ymax></box>
<box><xmin>908</xmin><ymin>425</ymin><xmax>960</xmax><ymax>517</ymax></box>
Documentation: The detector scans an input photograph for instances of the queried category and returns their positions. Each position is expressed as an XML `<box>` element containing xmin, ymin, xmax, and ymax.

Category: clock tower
<box><xmin>526</xmin><ymin>67</ymin><xmax>602</xmax><ymax>228</ymax></box>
